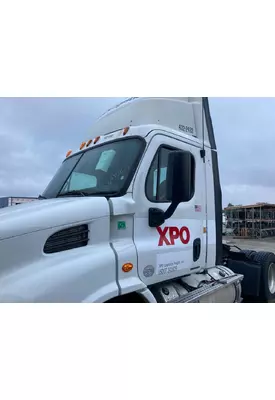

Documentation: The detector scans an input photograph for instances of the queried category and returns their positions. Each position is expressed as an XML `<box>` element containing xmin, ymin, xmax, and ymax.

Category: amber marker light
<box><xmin>122</xmin><ymin>127</ymin><xmax>130</xmax><ymax>136</ymax></box>
<box><xmin>122</xmin><ymin>263</ymin><xmax>134</xmax><ymax>273</ymax></box>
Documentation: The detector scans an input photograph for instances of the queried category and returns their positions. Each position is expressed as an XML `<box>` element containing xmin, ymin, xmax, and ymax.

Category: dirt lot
<box><xmin>223</xmin><ymin>237</ymin><xmax>275</xmax><ymax>253</ymax></box>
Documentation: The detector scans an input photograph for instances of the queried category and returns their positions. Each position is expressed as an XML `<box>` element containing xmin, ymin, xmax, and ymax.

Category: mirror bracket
<box><xmin>149</xmin><ymin>202</ymin><xmax>180</xmax><ymax>228</ymax></box>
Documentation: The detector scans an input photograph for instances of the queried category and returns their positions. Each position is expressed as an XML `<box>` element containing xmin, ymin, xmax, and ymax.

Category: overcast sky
<box><xmin>0</xmin><ymin>97</ymin><xmax>274</xmax><ymax>207</ymax></box>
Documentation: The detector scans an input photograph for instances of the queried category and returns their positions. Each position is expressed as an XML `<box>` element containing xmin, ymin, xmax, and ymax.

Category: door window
<box><xmin>146</xmin><ymin>146</ymin><xmax>195</xmax><ymax>203</ymax></box>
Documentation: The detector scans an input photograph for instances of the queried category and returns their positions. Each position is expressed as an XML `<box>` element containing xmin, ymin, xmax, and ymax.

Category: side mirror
<box><xmin>148</xmin><ymin>150</ymin><xmax>193</xmax><ymax>228</ymax></box>
<box><xmin>166</xmin><ymin>151</ymin><xmax>193</xmax><ymax>203</ymax></box>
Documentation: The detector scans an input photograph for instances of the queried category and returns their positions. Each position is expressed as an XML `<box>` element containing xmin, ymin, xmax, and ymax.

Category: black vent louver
<box><xmin>44</xmin><ymin>224</ymin><xmax>89</xmax><ymax>254</ymax></box>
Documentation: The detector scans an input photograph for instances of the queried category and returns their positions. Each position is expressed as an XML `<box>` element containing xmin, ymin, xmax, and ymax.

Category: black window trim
<box><xmin>145</xmin><ymin>144</ymin><xmax>196</xmax><ymax>204</ymax></box>
<box><xmin>65</xmin><ymin>135</ymin><xmax>145</xmax><ymax>162</ymax></box>
<box><xmin>45</xmin><ymin>136</ymin><xmax>146</xmax><ymax>199</ymax></box>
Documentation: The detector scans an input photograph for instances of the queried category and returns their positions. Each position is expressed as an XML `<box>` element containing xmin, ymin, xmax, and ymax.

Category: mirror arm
<box><xmin>163</xmin><ymin>201</ymin><xmax>180</xmax><ymax>220</ymax></box>
<box><xmin>149</xmin><ymin>201</ymin><xmax>180</xmax><ymax>228</ymax></box>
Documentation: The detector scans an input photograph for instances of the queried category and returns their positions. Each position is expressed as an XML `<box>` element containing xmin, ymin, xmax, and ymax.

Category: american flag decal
<box><xmin>195</xmin><ymin>205</ymin><xmax>202</xmax><ymax>212</ymax></box>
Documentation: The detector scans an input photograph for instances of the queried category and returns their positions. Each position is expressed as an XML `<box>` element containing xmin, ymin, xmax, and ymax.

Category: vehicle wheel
<box><xmin>252</xmin><ymin>251</ymin><xmax>275</xmax><ymax>301</ymax></box>
<box><xmin>242</xmin><ymin>249</ymin><xmax>257</xmax><ymax>260</ymax></box>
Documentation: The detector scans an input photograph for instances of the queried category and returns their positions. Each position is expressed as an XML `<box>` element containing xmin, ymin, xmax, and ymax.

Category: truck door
<box><xmin>133</xmin><ymin>133</ymin><xmax>207</xmax><ymax>285</ymax></box>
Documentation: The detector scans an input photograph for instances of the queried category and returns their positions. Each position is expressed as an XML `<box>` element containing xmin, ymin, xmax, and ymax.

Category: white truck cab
<box><xmin>1</xmin><ymin>97</ymin><xmax>275</xmax><ymax>303</ymax></box>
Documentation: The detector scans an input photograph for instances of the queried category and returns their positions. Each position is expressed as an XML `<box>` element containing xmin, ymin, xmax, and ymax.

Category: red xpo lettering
<box><xmin>157</xmin><ymin>226</ymin><xmax>191</xmax><ymax>247</ymax></box>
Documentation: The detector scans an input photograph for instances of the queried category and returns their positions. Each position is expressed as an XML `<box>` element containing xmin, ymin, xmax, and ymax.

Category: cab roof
<box><xmin>92</xmin><ymin>97</ymin><xmax>215</xmax><ymax>148</ymax></box>
<box><xmin>66</xmin><ymin>97</ymin><xmax>216</xmax><ymax>159</ymax></box>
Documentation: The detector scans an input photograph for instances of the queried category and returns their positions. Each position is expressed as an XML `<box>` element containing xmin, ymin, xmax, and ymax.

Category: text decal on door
<box><xmin>157</xmin><ymin>226</ymin><xmax>190</xmax><ymax>247</ymax></box>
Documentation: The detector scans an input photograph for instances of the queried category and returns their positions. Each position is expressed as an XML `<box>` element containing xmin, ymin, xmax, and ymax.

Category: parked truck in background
<box><xmin>0</xmin><ymin>197</ymin><xmax>37</xmax><ymax>209</ymax></box>
<box><xmin>0</xmin><ymin>97</ymin><xmax>275</xmax><ymax>303</ymax></box>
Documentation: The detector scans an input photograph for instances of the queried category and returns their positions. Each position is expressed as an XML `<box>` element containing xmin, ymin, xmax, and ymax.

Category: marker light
<box><xmin>66</xmin><ymin>150</ymin><xmax>72</xmax><ymax>158</ymax></box>
<box><xmin>86</xmin><ymin>139</ymin><xmax>93</xmax><ymax>147</ymax></box>
<box><xmin>80</xmin><ymin>142</ymin><xmax>86</xmax><ymax>150</ymax></box>
<box><xmin>122</xmin><ymin>127</ymin><xmax>130</xmax><ymax>136</ymax></box>
<box><xmin>122</xmin><ymin>263</ymin><xmax>133</xmax><ymax>273</ymax></box>
<box><xmin>94</xmin><ymin>136</ymin><xmax>100</xmax><ymax>145</ymax></box>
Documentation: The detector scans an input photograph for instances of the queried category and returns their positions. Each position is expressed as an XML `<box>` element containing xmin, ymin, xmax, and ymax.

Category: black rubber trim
<box><xmin>211</xmin><ymin>149</ymin><xmax>223</xmax><ymax>265</ymax></box>
<box><xmin>203</xmin><ymin>97</ymin><xmax>222</xmax><ymax>265</ymax></box>
<box><xmin>202</xmin><ymin>98</ymin><xmax>217</xmax><ymax>150</ymax></box>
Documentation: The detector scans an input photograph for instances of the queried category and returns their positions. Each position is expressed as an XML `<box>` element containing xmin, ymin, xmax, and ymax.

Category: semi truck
<box><xmin>0</xmin><ymin>97</ymin><xmax>275</xmax><ymax>303</ymax></box>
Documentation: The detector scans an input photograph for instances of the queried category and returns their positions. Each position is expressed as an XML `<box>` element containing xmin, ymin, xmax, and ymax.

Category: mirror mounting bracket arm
<box><xmin>148</xmin><ymin>201</ymin><xmax>180</xmax><ymax>228</ymax></box>
<box><xmin>164</xmin><ymin>201</ymin><xmax>180</xmax><ymax>220</ymax></box>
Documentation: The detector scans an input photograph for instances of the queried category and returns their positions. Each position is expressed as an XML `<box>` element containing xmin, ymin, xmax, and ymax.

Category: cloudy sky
<box><xmin>0</xmin><ymin>97</ymin><xmax>274</xmax><ymax>207</ymax></box>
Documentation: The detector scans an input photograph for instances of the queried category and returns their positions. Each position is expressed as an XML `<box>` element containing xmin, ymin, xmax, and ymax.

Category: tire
<box><xmin>241</xmin><ymin>250</ymin><xmax>257</xmax><ymax>260</ymax></box>
<box><xmin>252</xmin><ymin>251</ymin><xmax>275</xmax><ymax>301</ymax></box>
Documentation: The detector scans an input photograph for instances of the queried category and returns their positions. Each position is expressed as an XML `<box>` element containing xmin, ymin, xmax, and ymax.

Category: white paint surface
<box><xmin>156</xmin><ymin>250</ymin><xmax>193</xmax><ymax>277</ymax></box>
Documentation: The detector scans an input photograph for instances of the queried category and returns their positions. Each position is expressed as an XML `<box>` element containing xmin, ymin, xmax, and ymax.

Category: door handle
<box><xmin>193</xmin><ymin>238</ymin><xmax>201</xmax><ymax>262</ymax></box>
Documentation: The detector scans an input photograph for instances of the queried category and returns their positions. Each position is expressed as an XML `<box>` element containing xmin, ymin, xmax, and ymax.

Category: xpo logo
<box><xmin>157</xmin><ymin>226</ymin><xmax>191</xmax><ymax>247</ymax></box>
